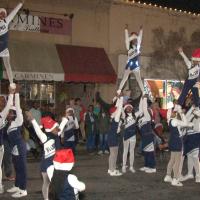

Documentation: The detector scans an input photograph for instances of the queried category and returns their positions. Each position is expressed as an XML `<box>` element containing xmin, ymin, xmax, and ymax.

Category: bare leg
<box><xmin>133</xmin><ymin>69</ymin><xmax>144</xmax><ymax>94</ymax></box>
<box><xmin>2</xmin><ymin>56</ymin><xmax>13</xmax><ymax>84</ymax></box>
<box><xmin>41</xmin><ymin>172</ymin><xmax>50</xmax><ymax>200</ymax></box>
<box><xmin>118</xmin><ymin>69</ymin><xmax>131</xmax><ymax>94</ymax></box>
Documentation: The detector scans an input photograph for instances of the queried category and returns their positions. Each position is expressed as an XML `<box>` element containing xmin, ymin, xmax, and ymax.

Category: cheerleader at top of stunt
<box><xmin>117</xmin><ymin>24</ymin><xmax>144</xmax><ymax>95</ymax></box>
<box><xmin>0</xmin><ymin>1</ymin><xmax>24</xmax><ymax>87</ymax></box>
<box><xmin>177</xmin><ymin>47</ymin><xmax>200</xmax><ymax>110</ymax></box>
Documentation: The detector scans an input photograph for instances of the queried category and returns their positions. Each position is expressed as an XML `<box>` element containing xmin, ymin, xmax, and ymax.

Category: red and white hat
<box><xmin>192</xmin><ymin>48</ymin><xmax>200</xmax><ymax>61</ymax></box>
<box><xmin>0</xmin><ymin>8</ymin><xmax>7</xmax><ymax>16</ymax></box>
<box><xmin>53</xmin><ymin>148</ymin><xmax>75</xmax><ymax>171</ymax></box>
<box><xmin>123</xmin><ymin>103</ymin><xmax>133</xmax><ymax>110</ymax></box>
<box><xmin>129</xmin><ymin>32</ymin><xmax>138</xmax><ymax>42</ymax></box>
<box><xmin>109</xmin><ymin>106</ymin><xmax>117</xmax><ymax>116</ymax></box>
<box><xmin>40</xmin><ymin>116</ymin><xmax>58</xmax><ymax>132</ymax></box>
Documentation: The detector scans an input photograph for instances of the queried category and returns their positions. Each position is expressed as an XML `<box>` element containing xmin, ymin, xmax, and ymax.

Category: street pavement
<box><xmin>1</xmin><ymin>145</ymin><xmax>200</xmax><ymax>200</ymax></box>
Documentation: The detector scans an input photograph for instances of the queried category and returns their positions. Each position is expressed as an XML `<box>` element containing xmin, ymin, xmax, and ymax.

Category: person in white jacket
<box><xmin>117</xmin><ymin>24</ymin><xmax>144</xmax><ymax>95</ymax></box>
<box><xmin>0</xmin><ymin>1</ymin><xmax>24</xmax><ymax>86</ymax></box>
<box><xmin>47</xmin><ymin>148</ymin><xmax>85</xmax><ymax>200</ymax></box>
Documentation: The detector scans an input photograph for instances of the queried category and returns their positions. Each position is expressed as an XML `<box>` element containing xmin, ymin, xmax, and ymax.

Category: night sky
<box><xmin>133</xmin><ymin>0</ymin><xmax>200</xmax><ymax>13</ymax></box>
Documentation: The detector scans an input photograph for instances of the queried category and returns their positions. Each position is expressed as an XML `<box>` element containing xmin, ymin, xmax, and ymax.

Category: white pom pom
<box><xmin>10</xmin><ymin>83</ymin><xmax>16</xmax><ymax>89</ymax></box>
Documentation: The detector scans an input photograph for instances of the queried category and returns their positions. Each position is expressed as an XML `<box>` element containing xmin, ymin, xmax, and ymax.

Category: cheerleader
<box><xmin>107</xmin><ymin>96</ymin><xmax>123</xmax><ymax>176</ymax></box>
<box><xmin>47</xmin><ymin>149</ymin><xmax>85</xmax><ymax>200</ymax></box>
<box><xmin>25</xmin><ymin>111</ymin><xmax>69</xmax><ymax>200</ymax></box>
<box><xmin>181</xmin><ymin>106</ymin><xmax>200</xmax><ymax>183</ymax></box>
<box><xmin>0</xmin><ymin>1</ymin><xmax>24</xmax><ymax>86</ymax></box>
<box><xmin>117</xmin><ymin>24</ymin><xmax>144</xmax><ymax>95</ymax></box>
<box><xmin>122</xmin><ymin>103</ymin><xmax>137</xmax><ymax>173</ymax></box>
<box><xmin>164</xmin><ymin>107</ymin><xmax>193</xmax><ymax>187</ymax></box>
<box><xmin>0</xmin><ymin>85</ymin><xmax>14</xmax><ymax>194</ymax></box>
<box><xmin>6</xmin><ymin>85</ymin><xmax>27</xmax><ymax>198</ymax></box>
<box><xmin>177</xmin><ymin>47</ymin><xmax>200</xmax><ymax>109</ymax></box>
<box><xmin>138</xmin><ymin>95</ymin><xmax>156</xmax><ymax>173</ymax></box>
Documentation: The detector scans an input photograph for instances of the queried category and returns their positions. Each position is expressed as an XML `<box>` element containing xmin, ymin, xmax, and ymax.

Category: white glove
<box><xmin>10</xmin><ymin>83</ymin><xmax>16</xmax><ymax>89</ymax></box>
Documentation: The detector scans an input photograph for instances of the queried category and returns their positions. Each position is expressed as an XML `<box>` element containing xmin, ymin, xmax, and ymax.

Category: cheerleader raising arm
<box><xmin>14</xmin><ymin>92</ymin><xmax>23</xmax><ymax>126</ymax></box>
<box><xmin>137</xmin><ymin>26</ymin><xmax>143</xmax><ymax>52</ymax></box>
<box><xmin>141</xmin><ymin>96</ymin><xmax>151</xmax><ymax>122</ymax></box>
<box><xmin>113</xmin><ymin>97</ymin><xmax>123</xmax><ymax>123</ymax></box>
<box><xmin>26</xmin><ymin>111</ymin><xmax>47</xmax><ymax>144</ymax></box>
<box><xmin>124</xmin><ymin>24</ymin><xmax>130</xmax><ymax>51</ymax></box>
<box><xmin>5</xmin><ymin>2</ymin><xmax>24</xmax><ymax>25</ymax></box>
<box><xmin>178</xmin><ymin>47</ymin><xmax>192</xmax><ymax>69</ymax></box>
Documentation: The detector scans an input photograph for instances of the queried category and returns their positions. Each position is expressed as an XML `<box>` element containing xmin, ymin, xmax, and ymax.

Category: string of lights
<box><xmin>119</xmin><ymin>0</ymin><xmax>200</xmax><ymax>17</ymax></box>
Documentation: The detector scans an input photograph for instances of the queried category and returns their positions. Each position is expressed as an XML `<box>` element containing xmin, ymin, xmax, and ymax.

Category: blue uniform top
<box><xmin>168</xmin><ymin>119</ymin><xmax>183</xmax><ymax>152</ymax></box>
<box><xmin>124</xmin><ymin>115</ymin><xmax>137</xmax><ymax>140</ymax></box>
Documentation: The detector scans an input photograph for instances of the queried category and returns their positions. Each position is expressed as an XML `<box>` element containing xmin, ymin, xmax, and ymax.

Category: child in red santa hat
<box><xmin>47</xmin><ymin>148</ymin><xmax>85</xmax><ymax>200</ymax></box>
<box><xmin>177</xmin><ymin>47</ymin><xmax>200</xmax><ymax>110</ymax></box>
<box><xmin>26</xmin><ymin>111</ymin><xmax>69</xmax><ymax>200</ymax></box>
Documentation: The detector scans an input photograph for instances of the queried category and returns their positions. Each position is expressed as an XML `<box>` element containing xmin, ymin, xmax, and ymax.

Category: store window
<box><xmin>20</xmin><ymin>81</ymin><xmax>55</xmax><ymax>104</ymax></box>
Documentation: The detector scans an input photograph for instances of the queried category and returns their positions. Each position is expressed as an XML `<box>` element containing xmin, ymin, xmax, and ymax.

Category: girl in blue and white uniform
<box><xmin>138</xmin><ymin>95</ymin><xmax>156</xmax><ymax>173</ymax></box>
<box><xmin>180</xmin><ymin>106</ymin><xmax>200</xmax><ymax>183</ymax></box>
<box><xmin>164</xmin><ymin>107</ymin><xmax>193</xmax><ymax>187</ymax></box>
<box><xmin>117</xmin><ymin>24</ymin><xmax>144</xmax><ymax>95</ymax></box>
<box><xmin>6</xmin><ymin>86</ymin><xmax>27</xmax><ymax>198</ymax></box>
<box><xmin>107</xmin><ymin>96</ymin><xmax>123</xmax><ymax>176</ymax></box>
<box><xmin>122</xmin><ymin>103</ymin><xmax>137</xmax><ymax>173</ymax></box>
<box><xmin>26</xmin><ymin>111</ymin><xmax>69</xmax><ymax>200</ymax></box>
<box><xmin>0</xmin><ymin>2</ymin><xmax>24</xmax><ymax>85</ymax></box>
<box><xmin>177</xmin><ymin>47</ymin><xmax>200</xmax><ymax>109</ymax></box>
<box><xmin>0</xmin><ymin>85</ymin><xmax>14</xmax><ymax>194</ymax></box>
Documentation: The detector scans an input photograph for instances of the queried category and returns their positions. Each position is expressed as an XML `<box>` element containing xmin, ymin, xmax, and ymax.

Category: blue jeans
<box><xmin>87</xmin><ymin>132</ymin><xmax>96</xmax><ymax>151</ymax></box>
<box><xmin>99</xmin><ymin>134</ymin><xmax>108</xmax><ymax>152</ymax></box>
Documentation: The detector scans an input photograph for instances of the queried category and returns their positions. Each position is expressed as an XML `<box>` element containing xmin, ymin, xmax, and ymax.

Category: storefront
<box><xmin>0</xmin><ymin>41</ymin><xmax>116</xmax><ymax>114</ymax></box>
<box><xmin>144</xmin><ymin>79</ymin><xmax>184</xmax><ymax>109</ymax></box>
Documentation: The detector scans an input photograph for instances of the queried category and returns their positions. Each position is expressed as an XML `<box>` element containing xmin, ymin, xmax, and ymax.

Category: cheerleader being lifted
<box><xmin>117</xmin><ymin>24</ymin><xmax>144</xmax><ymax>95</ymax></box>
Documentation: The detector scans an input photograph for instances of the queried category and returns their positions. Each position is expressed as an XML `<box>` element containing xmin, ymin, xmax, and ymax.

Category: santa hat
<box><xmin>129</xmin><ymin>32</ymin><xmax>138</xmax><ymax>42</ymax></box>
<box><xmin>109</xmin><ymin>106</ymin><xmax>117</xmax><ymax>116</ymax></box>
<box><xmin>123</xmin><ymin>103</ymin><xmax>133</xmax><ymax>110</ymax></box>
<box><xmin>192</xmin><ymin>48</ymin><xmax>200</xmax><ymax>61</ymax></box>
<box><xmin>66</xmin><ymin>107</ymin><xmax>74</xmax><ymax>113</ymax></box>
<box><xmin>0</xmin><ymin>8</ymin><xmax>7</xmax><ymax>16</ymax></box>
<box><xmin>40</xmin><ymin>116</ymin><xmax>58</xmax><ymax>132</ymax></box>
<box><xmin>53</xmin><ymin>148</ymin><xmax>74</xmax><ymax>171</ymax></box>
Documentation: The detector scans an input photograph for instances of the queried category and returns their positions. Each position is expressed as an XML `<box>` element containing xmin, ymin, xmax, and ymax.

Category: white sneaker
<box><xmin>107</xmin><ymin>169</ymin><xmax>111</xmax><ymax>174</ymax></box>
<box><xmin>104</xmin><ymin>150</ymin><xmax>109</xmax><ymax>154</ymax></box>
<box><xmin>122</xmin><ymin>166</ymin><xmax>126</xmax><ymax>173</ymax></box>
<box><xmin>110</xmin><ymin>170</ymin><xmax>122</xmax><ymax>176</ymax></box>
<box><xmin>164</xmin><ymin>175</ymin><xmax>172</xmax><ymax>183</ymax></box>
<box><xmin>98</xmin><ymin>150</ymin><xmax>103</xmax><ymax>155</ymax></box>
<box><xmin>0</xmin><ymin>185</ymin><xmax>4</xmax><ymax>194</ymax></box>
<box><xmin>179</xmin><ymin>174</ymin><xmax>194</xmax><ymax>182</ymax></box>
<box><xmin>7</xmin><ymin>186</ymin><xmax>20</xmax><ymax>193</ymax></box>
<box><xmin>171</xmin><ymin>178</ymin><xmax>183</xmax><ymax>187</ymax></box>
<box><xmin>140</xmin><ymin>167</ymin><xmax>148</xmax><ymax>171</ymax></box>
<box><xmin>12</xmin><ymin>189</ymin><xmax>27</xmax><ymax>198</ymax></box>
<box><xmin>145</xmin><ymin>168</ymin><xmax>156</xmax><ymax>173</ymax></box>
<box><xmin>129</xmin><ymin>167</ymin><xmax>136</xmax><ymax>173</ymax></box>
<box><xmin>195</xmin><ymin>175</ymin><xmax>200</xmax><ymax>183</ymax></box>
